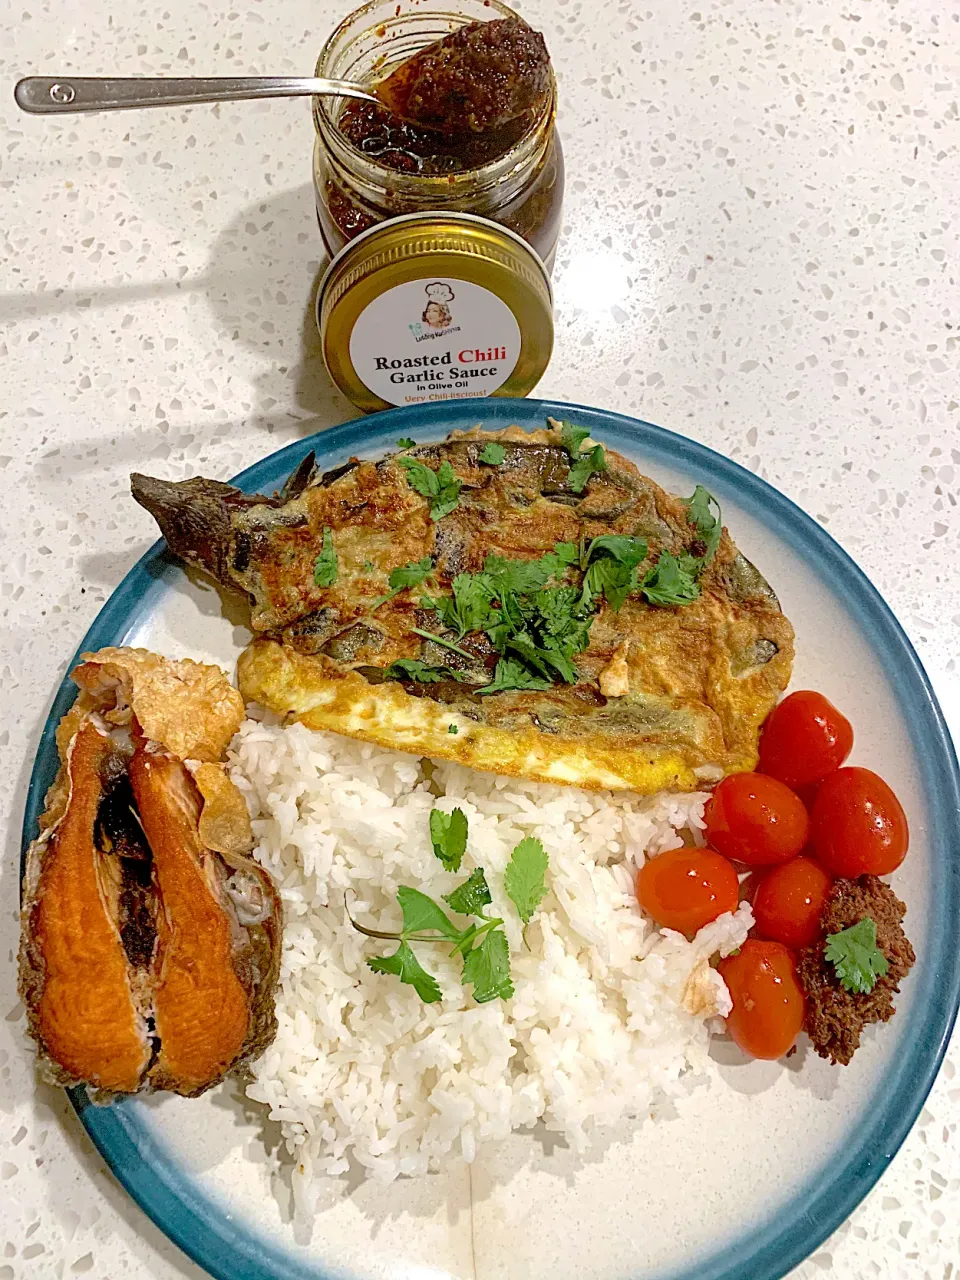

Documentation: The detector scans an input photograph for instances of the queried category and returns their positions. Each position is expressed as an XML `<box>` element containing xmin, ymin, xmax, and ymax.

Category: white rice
<box><xmin>229</xmin><ymin>716</ymin><xmax>752</xmax><ymax>1205</ymax></box>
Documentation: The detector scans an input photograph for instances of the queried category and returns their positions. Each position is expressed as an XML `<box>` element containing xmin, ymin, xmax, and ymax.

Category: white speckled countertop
<box><xmin>1</xmin><ymin>0</ymin><xmax>958</xmax><ymax>1276</ymax></box>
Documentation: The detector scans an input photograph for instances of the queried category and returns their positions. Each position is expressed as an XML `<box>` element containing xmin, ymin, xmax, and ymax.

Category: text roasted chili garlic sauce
<box><xmin>316</xmin><ymin>213</ymin><xmax>554</xmax><ymax>414</ymax></box>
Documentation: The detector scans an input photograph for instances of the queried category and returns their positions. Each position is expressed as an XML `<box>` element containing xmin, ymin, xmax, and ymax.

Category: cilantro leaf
<box><xmin>410</xmin><ymin>627</ymin><xmax>475</xmax><ymax>660</ymax></box>
<box><xmin>396</xmin><ymin>885</ymin><xmax>463</xmax><ymax>941</ymax></box>
<box><xmin>537</xmin><ymin>541</ymin><xmax>580</xmax><ymax>579</ymax></box>
<box><xmin>397</xmin><ymin>457</ymin><xmax>462</xmax><ymax>520</ymax></box>
<box><xmin>431</xmin><ymin>460</ymin><xmax>463</xmax><ymax>520</ymax></box>
<box><xmin>640</xmin><ymin>551</ymin><xmax>701</xmax><ymax>606</ymax></box>
<box><xmin>581</xmin><ymin>556</ymin><xmax>636</xmax><ymax>613</ymax></box>
<box><xmin>484</xmin><ymin>552</ymin><xmax>552</xmax><ymax>598</ymax></box>
<box><xmin>368</xmin><ymin>941</ymin><xmax>442</xmax><ymax>1004</ymax></box>
<box><xmin>397</xmin><ymin>456</ymin><xmax>439</xmax><ymax>498</ymax></box>
<box><xmin>443</xmin><ymin>867</ymin><xmax>492</xmax><ymax>916</ymax></box>
<box><xmin>429</xmin><ymin>807</ymin><xmax>468</xmax><ymax>873</ymax></box>
<box><xmin>579</xmin><ymin>536</ymin><xmax>649</xmax><ymax>611</ymax></box>
<box><xmin>478</xmin><ymin>442</ymin><xmax>506</xmax><ymax>465</ymax></box>
<box><xmin>389</xmin><ymin>556</ymin><xmax>433</xmax><ymax>591</ymax></box>
<box><xmin>683</xmin><ymin>484</ymin><xmax>722</xmax><ymax>563</ymax></box>
<box><xmin>367</xmin><ymin>557</ymin><xmax>435</xmax><ymax>614</ymax></box>
<box><xmin>583</xmin><ymin>535</ymin><xmax>649</xmax><ymax>569</ymax></box>
<box><xmin>558</xmin><ymin>421</ymin><xmax>591</xmax><ymax>457</ymax></box>
<box><xmin>506</xmin><ymin>631</ymin><xmax>577</xmax><ymax>684</ymax></box>
<box><xmin>503</xmin><ymin>836</ymin><xmax>548</xmax><ymax>923</ymax></box>
<box><xmin>384</xmin><ymin>659</ymin><xmax>463</xmax><ymax>683</ymax></box>
<box><xmin>824</xmin><ymin>918</ymin><xmax>890</xmax><ymax>995</ymax></box>
<box><xmin>421</xmin><ymin>542</ymin><xmax>598</xmax><ymax>694</ymax></box>
<box><xmin>461</xmin><ymin>928</ymin><xmax>514</xmax><ymax>1003</ymax></box>
<box><xmin>568</xmin><ymin>444</ymin><xmax>607</xmax><ymax>494</ymax></box>
<box><xmin>477</xmin><ymin>658</ymin><xmax>552</xmax><ymax>695</ymax></box>
<box><xmin>555</xmin><ymin>419</ymin><xmax>604</xmax><ymax>491</ymax></box>
<box><xmin>424</xmin><ymin>573</ymin><xmax>497</xmax><ymax>638</ymax></box>
<box><xmin>535</xmin><ymin>587</ymin><xmax>592</xmax><ymax>648</ymax></box>
<box><xmin>358</xmin><ymin>882</ymin><xmax>512</xmax><ymax>1006</ymax></box>
<box><xmin>312</xmin><ymin>527</ymin><xmax>339</xmax><ymax>588</ymax></box>
<box><xmin>396</xmin><ymin>437</ymin><xmax>416</xmax><ymax>449</ymax></box>
<box><xmin>448</xmin><ymin>723</ymin><xmax>458</xmax><ymax>735</ymax></box>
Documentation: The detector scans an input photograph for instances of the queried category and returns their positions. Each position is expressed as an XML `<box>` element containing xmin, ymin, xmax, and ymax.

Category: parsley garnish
<box><xmin>462</xmin><ymin>929</ymin><xmax>514</xmax><ymax>1003</ymax></box>
<box><xmin>396</xmin><ymin>437</ymin><xmax>416</xmax><ymax>449</ymax></box>
<box><xmin>568</xmin><ymin>444</ymin><xmax>607</xmax><ymax>494</ymax></box>
<box><xmin>478</xmin><ymin>658</ymin><xmax>552</xmax><ymax>694</ymax></box>
<box><xmin>683</xmin><ymin>484</ymin><xmax>722</xmax><ymax>563</ymax></box>
<box><xmin>640</xmin><ymin>551</ymin><xmax>702</xmax><ymax>606</ymax></box>
<box><xmin>429</xmin><ymin>807</ymin><xmax>468</xmax><ymax>873</ymax></box>
<box><xmin>384</xmin><ymin>659</ymin><xmax>464</xmax><ymax>683</ymax></box>
<box><xmin>824</xmin><ymin>918</ymin><xmax>890</xmax><ymax>994</ymax></box>
<box><xmin>312</xmin><ymin>527</ymin><xmax>339</xmax><ymax>588</ymax></box>
<box><xmin>448</xmin><ymin>723</ymin><xmax>458</xmax><ymax>735</ymax></box>
<box><xmin>503</xmin><ymin>836</ymin><xmax>548</xmax><ymax>924</ymax></box>
<box><xmin>397</xmin><ymin>457</ymin><xmax>462</xmax><ymax>520</ymax></box>
<box><xmin>443</xmin><ymin>867</ymin><xmax>492</xmax><ymax>916</ymax></box>
<box><xmin>478</xmin><ymin>442</ymin><xmax>506</xmax><ymax>465</ymax></box>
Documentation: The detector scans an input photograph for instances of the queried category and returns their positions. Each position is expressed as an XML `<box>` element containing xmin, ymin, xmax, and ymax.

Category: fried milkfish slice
<box><xmin>19</xmin><ymin>719</ymin><xmax>152</xmax><ymax>1093</ymax></box>
<box><xmin>21</xmin><ymin>646</ymin><xmax>281</xmax><ymax>1099</ymax></box>
<box><xmin>128</xmin><ymin>747</ymin><xmax>274</xmax><ymax>1097</ymax></box>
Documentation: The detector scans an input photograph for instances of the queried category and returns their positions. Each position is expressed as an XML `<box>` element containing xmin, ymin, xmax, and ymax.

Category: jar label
<box><xmin>348</xmin><ymin>277</ymin><xmax>521</xmax><ymax>406</ymax></box>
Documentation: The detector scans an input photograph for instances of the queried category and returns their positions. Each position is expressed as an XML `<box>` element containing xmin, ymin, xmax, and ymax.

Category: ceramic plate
<box><xmin>21</xmin><ymin>398</ymin><xmax>960</xmax><ymax>1280</ymax></box>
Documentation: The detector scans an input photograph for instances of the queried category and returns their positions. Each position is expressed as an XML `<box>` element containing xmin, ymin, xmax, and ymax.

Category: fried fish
<box><xmin>19</xmin><ymin>648</ymin><xmax>282</xmax><ymax>1099</ymax></box>
<box><xmin>131</xmin><ymin>422</ymin><xmax>794</xmax><ymax>793</ymax></box>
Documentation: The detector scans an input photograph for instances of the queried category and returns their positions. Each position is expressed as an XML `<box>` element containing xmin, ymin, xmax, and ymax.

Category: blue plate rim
<box><xmin>21</xmin><ymin>396</ymin><xmax>960</xmax><ymax>1280</ymax></box>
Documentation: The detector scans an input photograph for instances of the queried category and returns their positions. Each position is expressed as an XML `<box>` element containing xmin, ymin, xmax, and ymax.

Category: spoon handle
<box><xmin>14</xmin><ymin>75</ymin><xmax>379</xmax><ymax>114</ymax></box>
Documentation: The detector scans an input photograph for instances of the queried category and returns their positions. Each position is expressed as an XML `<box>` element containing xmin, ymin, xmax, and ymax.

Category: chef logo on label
<box><xmin>409</xmin><ymin>282</ymin><xmax>461</xmax><ymax>342</ymax></box>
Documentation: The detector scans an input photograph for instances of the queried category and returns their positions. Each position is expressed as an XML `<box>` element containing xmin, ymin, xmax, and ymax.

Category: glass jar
<box><xmin>312</xmin><ymin>0</ymin><xmax>564</xmax><ymax>270</ymax></box>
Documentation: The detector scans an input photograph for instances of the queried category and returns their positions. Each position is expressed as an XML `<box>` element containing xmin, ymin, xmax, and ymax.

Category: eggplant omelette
<box><xmin>131</xmin><ymin>421</ymin><xmax>794</xmax><ymax>793</ymax></box>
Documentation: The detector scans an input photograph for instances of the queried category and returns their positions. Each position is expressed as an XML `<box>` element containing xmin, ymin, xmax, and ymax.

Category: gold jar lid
<box><xmin>317</xmin><ymin>213</ymin><xmax>554</xmax><ymax>414</ymax></box>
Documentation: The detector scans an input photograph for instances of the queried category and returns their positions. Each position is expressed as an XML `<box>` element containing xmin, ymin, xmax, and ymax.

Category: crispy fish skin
<box><xmin>19</xmin><ymin>719</ymin><xmax>152</xmax><ymax>1094</ymax></box>
<box><xmin>19</xmin><ymin>647</ymin><xmax>281</xmax><ymax>1098</ymax></box>
<box><xmin>71</xmin><ymin>646</ymin><xmax>245</xmax><ymax>762</ymax></box>
<box><xmin>132</xmin><ymin>424</ymin><xmax>794</xmax><ymax>791</ymax></box>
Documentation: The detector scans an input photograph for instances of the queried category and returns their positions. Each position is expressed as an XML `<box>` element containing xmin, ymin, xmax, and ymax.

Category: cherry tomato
<box><xmin>758</xmin><ymin>690</ymin><xmax>854</xmax><ymax>790</ymax></box>
<box><xmin>718</xmin><ymin>939</ymin><xmax>805</xmax><ymax>1060</ymax></box>
<box><xmin>752</xmin><ymin>856</ymin><xmax>833</xmax><ymax>949</ymax></box>
<box><xmin>810</xmin><ymin>766</ymin><xmax>909</xmax><ymax>876</ymax></box>
<box><xmin>636</xmin><ymin>847</ymin><xmax>740</xmax><ymax>934</ymax></box>
<box><xmin>704</xmin><ymin>773</ymin><xmax>810</xmax><ymax>867</ymax></box>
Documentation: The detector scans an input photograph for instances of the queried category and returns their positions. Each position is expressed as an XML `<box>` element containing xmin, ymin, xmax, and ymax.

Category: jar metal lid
<box><xmin>317</xmin><ymin>212</ymin><xmax>554</xmax><ymax>414</ymax></box>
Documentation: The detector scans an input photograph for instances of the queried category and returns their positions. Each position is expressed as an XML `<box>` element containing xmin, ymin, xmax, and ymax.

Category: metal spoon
<box><xmin>14</xmin><ymin>75</ymin><xmax>380</xmax><ymax>115</ymax></box>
